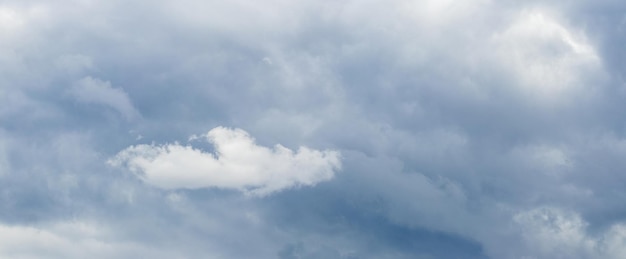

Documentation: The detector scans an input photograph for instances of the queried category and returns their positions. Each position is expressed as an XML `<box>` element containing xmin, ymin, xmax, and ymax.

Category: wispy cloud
<box><xmin>69</xmin><ymin>77</ymin><xmax>140</xmax><ymax>121</ymax></box>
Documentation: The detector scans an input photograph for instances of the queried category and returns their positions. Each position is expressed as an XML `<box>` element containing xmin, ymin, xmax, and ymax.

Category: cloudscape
<box><xmin>2</xmin><ymin>0</ymin><xmax>626</xmax><ymax>258</ymax></box>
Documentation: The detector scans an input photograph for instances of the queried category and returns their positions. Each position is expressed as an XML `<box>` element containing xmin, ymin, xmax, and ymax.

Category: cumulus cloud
<box><xmin>69</xmin><ymin>77</ymin><xmax>140</xmax><ymax>121</ymax></box>
<box><xmin>509</xmin><ymin>207</ymin><xmax>626</xmax><ymax>259</ymax></box>
<box><xmin>109</xmin><ymin>127</ymin><xmax>341</xmax><ymax>196</ymax></box>
<box><xmin>491</xmin><ymin>10</ymin><xmax>602</xmax><ymax>100</ymax></box>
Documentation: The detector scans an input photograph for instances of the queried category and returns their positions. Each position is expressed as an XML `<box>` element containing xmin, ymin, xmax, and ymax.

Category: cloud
<box><xmin>109</xmin><ymin>127</ymin><xmax>341</xmax><ymax>196</ymax></box>
<box><xmin>491</xmin><ymin>10</ymin><xmax>602</xmax><ymax>101</ymax></box>
<box><xmin>0</xmin><ymin>7</ymin><xmax>24</xmax><ymax>32</ymax></box>
<box><xmin>55</xmin><ymin>54</ymin><xmax>94</xmax><ymax>74</ymax></box>
<box><xmin>507</xmin><ymin>206</ymin><xmax>626</xmax><ymax>259</ymax></box>
<box><xmin>0</xmin><ymin>221</ymin><xmax>189</xmax><ymax>259</ymax></box>
<box><xmin>2</xmin><ymin>0</ymin><xmax>626</xmax><ymax>258</ymax></box>
<box><xmin>69</xmin><ymin>76</ymin><xmax>140</xmax><ymax>121</ymax></box>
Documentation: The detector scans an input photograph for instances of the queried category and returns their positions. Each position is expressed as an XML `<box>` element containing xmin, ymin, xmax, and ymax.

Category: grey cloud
<box><xmin>2</xmin><ymin>0</ymin><xmax>626</xmax><ymax>258</ymax></box>
<box><xmin>55</xmin><ymin>54</ymin><xmax>94</xmax><ymax>74</ymax></box>
<box><xmin>69</xmin><ymin>76</ymin><xmax>140</xmax><ymax>121</ymax></box>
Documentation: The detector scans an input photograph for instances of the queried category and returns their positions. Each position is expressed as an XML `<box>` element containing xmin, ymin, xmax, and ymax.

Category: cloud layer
<box><xmin>110</xmin><ymin>127</ymin><xmax>341</xmax><ymax>196</ymax></box>
<box><xmin>2</xmin><ymin>0</ymin><xmax>626</xmax><ymax>258</ymax></box>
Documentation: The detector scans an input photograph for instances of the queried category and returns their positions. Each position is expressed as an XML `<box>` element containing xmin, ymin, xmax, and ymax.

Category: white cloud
<box><xmin>492</xmin><ymin>10</ymin><xmax>602</xmax><ymax>100</ymax></box>
<box><xmin>0</xmin><ymin>7</ymin><xmax>24</xmax><ymax>32</ymax></box>
<box><xmin>600</xmin><ymin>224</ymin><xmax>626</xmax><ymax>258</ymax></box>
<box><xmin>0</xmin><ymin>221</ymin><xmax>181</xmax><ymax>259</ymax></box>
<box><xmin>510</xmin><ymin>206</ymin><xmax>626</xmax><ymax>259</ymax></box>
<box><xmin>109</xmin><ymin>127</ymin><xmax>341</xmax><ymax>196</ymax></box>
<box><xmin>69</xmin><ymin>77</ymin><xmax>140</xmax><ymax>120</ymax></box>
<box><xmin>514</xmin><ymin>207</ymin><xmax>594</xmax><ymax>258</ymax></box>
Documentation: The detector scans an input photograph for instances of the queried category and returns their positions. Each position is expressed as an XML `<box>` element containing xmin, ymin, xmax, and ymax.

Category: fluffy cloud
<box><xmin>491</xmin><ymin>10</ymin><xmax>602</xmax><ymax>102</ymax></box>
<box><xmin>110</xmin><ymin>127</ymin><xmax>341</xmax><ymax>196</ymax></box>
<box><xmin>508</xmin><ymin>207</ymin><xmax>626</xmax><ymax>259</ymax></box>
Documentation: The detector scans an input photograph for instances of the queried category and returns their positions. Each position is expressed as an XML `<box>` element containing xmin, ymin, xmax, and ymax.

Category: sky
<box><xmin>1</xmin><ymin>0</ymin><xmax>626</xmax><ymax>258</ymax></box>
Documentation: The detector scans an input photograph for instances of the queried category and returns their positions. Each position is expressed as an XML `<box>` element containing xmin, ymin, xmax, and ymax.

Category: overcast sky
<box><xmin>2</xmin><ymin>0</ymin><xmax>626</xmax><ymax>258</ymax></box>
